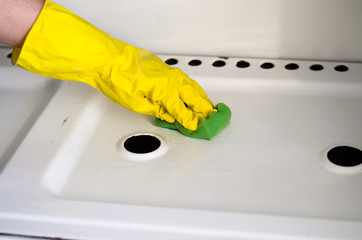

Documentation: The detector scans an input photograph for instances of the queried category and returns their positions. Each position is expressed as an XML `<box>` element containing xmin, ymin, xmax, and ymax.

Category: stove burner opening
<box><xmin>124</xmin><ymin>135</ymin><xmax>161</xmax><ymax>154</ymax></box>
<box><xmin>212</xmin><ymin>60</ymin><xmax>226</xmax><ymax>67</ymax></box>
<box><xmin>165</xmin><ymin>58</ymin><xmax>178</xmax><ymax>65</ymax></box>
<box><xmin>236</xmin><ymin>60</ymin><xmax>250</xmax><ymax>68</ymax></box>
<box><xmin>261</xmin><ymin>62</ymin><xmax>274</xmax><ymax>69</ymax></box>
<box><xmin>327</xmin><ymin>146</ymin><xmax>362</xmax><ymax>167</ymax></box>
<box><xmin>188</xmin><ymin>59</ymin><xmax>202</xmax><ymax>66</ymax></box>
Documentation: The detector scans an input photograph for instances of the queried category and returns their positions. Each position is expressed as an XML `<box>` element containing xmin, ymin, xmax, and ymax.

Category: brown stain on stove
<box><xmin>62</xmin><ymin>116</ymin><xmax>69</xmax><ymax>126</ymax></box>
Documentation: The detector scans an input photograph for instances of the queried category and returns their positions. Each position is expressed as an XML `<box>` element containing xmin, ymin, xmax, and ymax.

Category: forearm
<box><xmin>0</xmin><ymin>0</ymin><xmax>44</xmax><ymax>47</ymax></box>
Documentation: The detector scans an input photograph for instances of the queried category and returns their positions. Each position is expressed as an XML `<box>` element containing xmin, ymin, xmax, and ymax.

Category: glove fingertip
<box><xmin>179</xmin><ymin>112</ymin><xmax>201</xmax><ymax>131</ymax></box>
<box><xmin>158</xmin><ymin>111</ymin><xmax>175</xmax><ymax>124</ymax></box>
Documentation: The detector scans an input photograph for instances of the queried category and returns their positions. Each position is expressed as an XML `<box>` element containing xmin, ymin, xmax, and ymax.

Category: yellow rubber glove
<box><xmin>11</xmin><ymin>0</ymin><xmax>214</xmax><ymax>131</ymax></box>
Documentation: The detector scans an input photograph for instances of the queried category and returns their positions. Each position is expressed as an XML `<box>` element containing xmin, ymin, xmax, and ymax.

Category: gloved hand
<box><xmin>11</xmin><ymin>0</ymin><xmax>214</xmax><ymax>131</ymax></box>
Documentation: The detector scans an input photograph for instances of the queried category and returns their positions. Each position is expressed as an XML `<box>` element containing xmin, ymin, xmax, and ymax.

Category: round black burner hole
<box><xmin>236</xmin><ymin>60</ymin><xmax>250</xmax><ymax>68</ymax></box>
<box><xmin>310</xmin><ymin>64</ymin><xmax>324</xmax><ymax>71</ymax></box>
<box><xmin>188</xmin><ymin>59</ymin><xmax>202</xmax><ymax>66</ymax></box>
<box><xmin>124</xmin><ymin>135</ymin><xmax>161</xmax><ymax>154</ymax></box>
<box><xmin>285</xmin><ymin>63</ymin><xmax>299</xmax><ymax>70</ymax></box>
<box><xmin>165</xmin><ymin>58</ymin><xmax>178</xmax><ymax>65</ymax></box>
<box><xmin>7</xmin><ymin>53</ymin><xmax>12</xmax><ymax>59</ymax></box>
<box><xmin>261</xmin><ymin>62</ymin><xmax>274</xmax><ymax>69</ymax></box>
<box><xmin>327</xmin><ymin>146</ymin><xmax>362</xmax><ymax>167</ymax></box>
<box><xmin>334</xmin><ymin>65</ymin><xmax>349</xmax><ymax>72</ymax></box>
<box><xmin>212</xmin><ymin>60</ymin><xmax>226</xmax><ymax>67</ymax></box>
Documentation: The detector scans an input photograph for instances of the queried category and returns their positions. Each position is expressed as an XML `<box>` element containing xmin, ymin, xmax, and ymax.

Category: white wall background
<box><xmin>45</xmin><ymin>0</ymin><xmax>362</xmax><ymax>62</ymax></box>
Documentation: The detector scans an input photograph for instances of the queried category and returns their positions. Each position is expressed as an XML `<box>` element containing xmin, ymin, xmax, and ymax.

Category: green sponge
<box><xmin>154</xmin><ymin>103</ymin><xmax>231</xmax><ymax>140</ymax></box>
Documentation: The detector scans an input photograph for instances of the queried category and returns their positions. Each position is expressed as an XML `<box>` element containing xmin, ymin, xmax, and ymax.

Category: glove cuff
<box><xmin>11</xmin><ymin>0</ymin><xmax>117</xmax><ymax>85</ymax></box>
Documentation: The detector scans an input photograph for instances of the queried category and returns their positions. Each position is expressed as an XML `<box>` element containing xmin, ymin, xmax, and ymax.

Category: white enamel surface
<box><xmin>0</xmin><ymin>49</ymin><xmax>59</xmax><ymax>173</ymax></box>
<box><xmin>1</xmin><ymin>49</ymin><xmax>362</xmax><ymax>239</ymax></box>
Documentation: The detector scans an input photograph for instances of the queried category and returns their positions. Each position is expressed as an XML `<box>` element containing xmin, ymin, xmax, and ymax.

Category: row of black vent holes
<box><xmin>6</xmin><ymin>53</ymin><xmax>349</xmax><ymax>72</ymax></box>
<box><xmin>165</xmin><ymin>58</ymin><xmax>349</xmax><ymax>72</ymax></box>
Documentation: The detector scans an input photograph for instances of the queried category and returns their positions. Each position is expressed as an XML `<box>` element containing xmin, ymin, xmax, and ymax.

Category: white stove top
<box><xmin>1</xmin><ymin>48</ymin><xmax>362</xmax><ymax>239</ymax></box>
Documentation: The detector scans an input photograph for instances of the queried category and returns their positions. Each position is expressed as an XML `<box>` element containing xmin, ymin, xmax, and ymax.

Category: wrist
<box><xmin>0</xmin><ymin>0</ymin><xmax>45</xmax><ymax>47</ymax></box>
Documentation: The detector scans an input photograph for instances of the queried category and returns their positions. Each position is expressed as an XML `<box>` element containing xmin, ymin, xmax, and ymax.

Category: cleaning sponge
<box><xmin>155</xmin><ymin>103</ymin><xmax>231</xmax><ymax>140</ymax></box>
